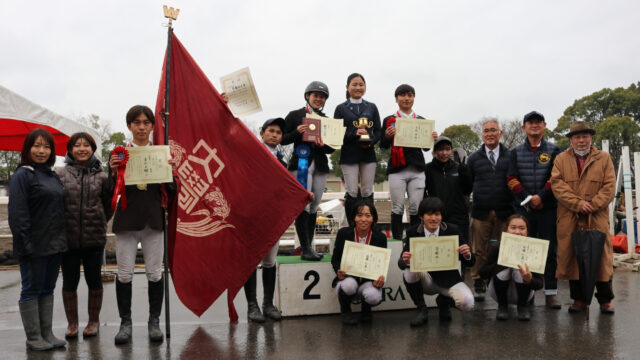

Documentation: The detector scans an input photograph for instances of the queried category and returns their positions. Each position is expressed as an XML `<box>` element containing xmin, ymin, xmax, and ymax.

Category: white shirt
<box><xmin>397</xmin><ymin>110</ymin><xmax>415</xmax><ymax>118</ymax></box>
<box><xmin>485</xmin><ymin>145</ymin><xmax>500</xmax><ymax>161</ymax></box>
<box><xmin>424</xmin><ymin>226</ymin><xmax>439</xmax><ymax>237</ymax></box>
<box><xmin>349</xmin><ymin>98</ymin><xmax>363</xmax><ymax>104</ymax></box>
<box><xmin>263</xmin><ymin>142</ymin><xmax>278</xmax><ymax>158</ymax></box>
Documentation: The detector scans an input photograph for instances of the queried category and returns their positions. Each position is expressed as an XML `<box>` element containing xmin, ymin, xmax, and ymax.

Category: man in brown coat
<box><xmin>550</xmin><ymin>121</ymin><xmax>616</xmax><ymax>314</ymax></box>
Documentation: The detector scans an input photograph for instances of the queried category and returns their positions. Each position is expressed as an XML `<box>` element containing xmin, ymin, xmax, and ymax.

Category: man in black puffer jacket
<box><xmin>467</xmin><ymin>119</ymin><xmax>514</xmax><ymax>301</ymax></box>
<box><xmin>507</xmin><ymin>111</ymin><xmax>562</xmax><ymax>309</ymax></box>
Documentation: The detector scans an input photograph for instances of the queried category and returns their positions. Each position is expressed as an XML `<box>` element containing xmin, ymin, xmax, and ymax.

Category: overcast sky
<box><xmin>2</xmin><ymin>0</ymin><xmax>639</xmax><ymax>137</ymax></box>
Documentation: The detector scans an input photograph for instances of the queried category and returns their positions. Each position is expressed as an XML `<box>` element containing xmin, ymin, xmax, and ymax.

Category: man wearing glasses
<box><xmin>466</xmin><ymin>119</ymin><xmax>514</xmax><ymax>301</ymax></box>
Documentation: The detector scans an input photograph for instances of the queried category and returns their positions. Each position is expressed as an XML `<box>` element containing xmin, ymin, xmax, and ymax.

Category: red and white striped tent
<box><xmin>0</xmin><ymin>84</ymin><xmax>101</xmax><ymax>158</ymax></box>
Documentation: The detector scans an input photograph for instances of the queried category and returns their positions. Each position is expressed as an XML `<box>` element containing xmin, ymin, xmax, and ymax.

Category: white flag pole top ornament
<box><xmin>0</xmin><ymin>84</ymin><xmax>102</xmax><ymax>159</ymax></box>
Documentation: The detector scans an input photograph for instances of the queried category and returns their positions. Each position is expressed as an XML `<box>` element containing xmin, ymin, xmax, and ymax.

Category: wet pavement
<box><xmin>1</xmin><ymin>269</ymin><xmax>639</xmax><ymax>359</ymax></box>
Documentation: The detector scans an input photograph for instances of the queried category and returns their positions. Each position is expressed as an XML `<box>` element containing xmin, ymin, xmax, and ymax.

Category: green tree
<box><xmin>0</xmin><ymin>150</ymin><xmax>20</xmax><ymax>182</ymax></box>
<box><xmin>442</xmin><ymin>124</ymin><xmax>481</xmax><ymax>155</ymax></box>
<box><xmin>75</xmin><ymin>114</ymin><xmax>126</xmax><ymax>169</ymax></box>
<box><xmin>594</xmin><ymin>116</ymin><xmax>640</xmax><ymax>166</ymax></box>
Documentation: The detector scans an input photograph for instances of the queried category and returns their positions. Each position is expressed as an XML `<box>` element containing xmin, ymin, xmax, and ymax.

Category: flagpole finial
<box><xmin>163</xmin><ymin>5</ymin><xmax>180</xmax><ymax>27</ymax></box>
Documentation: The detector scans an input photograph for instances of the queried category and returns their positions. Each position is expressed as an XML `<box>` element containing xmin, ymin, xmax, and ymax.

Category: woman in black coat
<box><xmin>334</xmin><ymin>73</ymin><xmax>381</xmax><ymax>222</ymax></box>
<box><xmin>332</xmin><ymin>201</ymin><xmax>386</xmax><ymax>325</ymax></box>
<box><xmin>9</xmin><ymin>128</ymin><xmax>67</xmax><ymax>351</ymax></box>
<box><xmin>479</xmin><ymin>214</ymin><xmax>543</xmax><ymax>321</ymax></box>
<box><xmin>282</xmin><ymin>81</ymin><xmax>335</xmax><ymax>261</ymax></box>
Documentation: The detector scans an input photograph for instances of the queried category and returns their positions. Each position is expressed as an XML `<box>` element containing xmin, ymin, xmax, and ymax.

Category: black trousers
<box><xmin>569</xmin><ymin>280</ymin><xmax>614</xmax><ymax>304</ymax></box>
<box><xmin>61</xmin><ymin>246</ymin><xmax>104</xmax><ymax>291</ymax></box>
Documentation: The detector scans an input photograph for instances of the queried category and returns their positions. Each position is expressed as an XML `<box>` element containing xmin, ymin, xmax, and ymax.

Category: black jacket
<box><xmin>478</xmin><ymin>240</ymin><xmax>544</xmax><ymax>291</ymax></box>
<box><xmin>467</xmin><ymin>143</ymin><xmax>514</xmax><ymax>221</ymax></box>
<box><xmin>57</xmin><ymin>154</ymin><xmax>114</xmax><ymax>250</ymax></box>
<box><xmin>398</xmin><ymin>222</ymin><xmax>475</xmax><ymax>289</ymax></box>
<box><xmin>9</xmin><ymin>164</ymin><xmax>67</xmax><ymax>259</ymax></box>
<box><xmin>282</xmin><ymin>107</ymin><xmax>335</xmax><ymax>173</ymax></box>
<box><xmin>425</xmin><ymin>159</ymin><xmax>472</xmax><ymax>226</ymax></box>
<box><xmin>331</xmin><ymin>226</ymin><xmax>387</xmax><ymax>287</ymax></box>
<box><xmin>334</xmin><ymin>100</ymin><xmax>381</xmax><ymax>164</ymax></box>
<box><xmin>379</xmin><ymin>114</ymin><xmax>428</xmax><ymax>174</ymax></box>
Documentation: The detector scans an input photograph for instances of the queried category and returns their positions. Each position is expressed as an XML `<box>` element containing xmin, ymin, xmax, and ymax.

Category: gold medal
<box><xmin>137</xmin><ymin>183</ymin><xmax>148</xmax><ymax>191</ymax></box>
<box><xmin>309</xmin><ymin>124</ymin><xmax>316</xmax><ymax>131</ymax></box>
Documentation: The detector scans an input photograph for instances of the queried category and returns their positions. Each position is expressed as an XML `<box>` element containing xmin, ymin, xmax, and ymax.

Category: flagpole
<box><xmin>162</xmin><ymin>4</ymin><xmax>179</xmax><ymax>340</ymax></box>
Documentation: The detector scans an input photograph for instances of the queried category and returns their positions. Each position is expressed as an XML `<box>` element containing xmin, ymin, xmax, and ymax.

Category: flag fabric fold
<box><xmin>153</xmin><ymin>33</ymin><xmax>309</xmax><ymax>320</ymax></box>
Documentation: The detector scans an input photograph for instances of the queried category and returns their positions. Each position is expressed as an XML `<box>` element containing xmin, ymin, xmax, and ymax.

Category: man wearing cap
<box><xmin>425</xmin><ymin>136</ymin><xmax>473</xmax><ymax>245</ymax></box>
<box><xmin>467</xmin><ymin>119</ymin><xmax>514</xmax><ymax>301</ymax></box>
<box><xmin>380</xmin><ymin>84</ymin><xmax>437</xmax><ymax>240</ymax></box>
<box><xmin>282</xmin><ymin>81</ymin><xmax>334</xmax><ymax>261</ymax></box>
<box><xmin>506</xmin><ymin>111</ymin><xmax>562</xmax><ymax>309</ymax></box>
<box><xmin>551</xmin><ymin>122</ymin><xmax>615</xmax><ymax>314</ymax></box>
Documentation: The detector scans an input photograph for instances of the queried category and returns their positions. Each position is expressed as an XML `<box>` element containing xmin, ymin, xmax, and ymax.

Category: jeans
<box><xmin>19</xmin><ymin>253</ymin><xmax>62</xmax><ymax>302</ymax></box>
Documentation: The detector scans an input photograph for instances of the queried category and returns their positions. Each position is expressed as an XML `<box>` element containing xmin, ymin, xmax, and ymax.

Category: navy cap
<box><xmin>523</xmin><ymin>111</ymin><xmax>545</xmax><ymax>125</ymax></box>
<box><xmin>261</xmin><ymin>118</ymin><xmax>286</xmax><ymax>132</ymax></box>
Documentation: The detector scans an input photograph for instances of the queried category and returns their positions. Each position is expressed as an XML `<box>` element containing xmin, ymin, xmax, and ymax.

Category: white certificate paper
<box><xmin>409</xmin><ymin>236</ymin><xmax>459</xmax><ymax>272</ymax></box>
<box><xmin>394</xmin><ymin>118</ymin><xmax>435</xmax><ymax>149</ymax></box>
<box><xmin>497</xmin><ymin>232</ymin><xmax>549</xmax><ymax>274</ymax></box>
<box><xmin>306</xmin><ymin>113</ymin><xmax>345</xmax><ymax>148</ymax></box>
<box><xmin>340</xmin><ymin>241</ymin><xmax>391</xmax><ymax>281</ymax></box>
<box><xmin>220</xmin><ymin>67</ymin><xmax>262</xmax><ymax>117</ymax></box>
<box><xmin>124</xmin><ymin>146</ymin><xmax>173</xmax><ymax>185</ymax></box>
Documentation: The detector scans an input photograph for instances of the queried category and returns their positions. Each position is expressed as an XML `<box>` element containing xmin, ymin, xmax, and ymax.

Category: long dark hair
<box><xmin>19</xmin><ymin>128</ymin><xmax>56</xmax><ymax>167</ymax></box>
<box><xmin>345</xmin><ymin>73</ymin><xmax>366</xmax><ymax>99</ymax></box>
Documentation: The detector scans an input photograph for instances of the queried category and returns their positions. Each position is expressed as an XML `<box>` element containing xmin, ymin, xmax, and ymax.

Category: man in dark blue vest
<box><xmin>507</xmin><ymin>111</ymin><xmax>562</xmax><ymax>309</ymax></box>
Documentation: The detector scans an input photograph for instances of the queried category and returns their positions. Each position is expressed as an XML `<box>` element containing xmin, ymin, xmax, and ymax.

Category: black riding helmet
<box><xmin>304</xmin><ymin>81</ymin><xmax>330</xmax><ymax>110</ymax></box>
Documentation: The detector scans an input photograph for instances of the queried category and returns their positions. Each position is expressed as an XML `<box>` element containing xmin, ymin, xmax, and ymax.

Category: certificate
<box><xmin>124</xmin><ymin>146</ymin><xmax>173</xmax><ymax>185</ymax></box>
<box><xmin>305</xmin><ymin>113</ymin><xmax>345</xmax><ymax>148</ymax></box>
<box><xmin>497</xmin><ymin>232</ymin><xmax>549</xmax><ymax>274</ymax></box>
<box><xmin>220</xmin><ymin>67</ymin><xmax>262</xmax><ymax>117</ymax></box>
<box><xmin>340</xmin><ymin>241</ymin><xmax>391</xmax><ymax>281</ymax></box>
<box><xmin>409</xmin><ymin>236</ymin><xmax>459</xmax><ymax>272</ymax></box>
<box><xmin>394</xmin><ymin>118</ymin><xmax>435</xmax><ymax>148</ymax></box>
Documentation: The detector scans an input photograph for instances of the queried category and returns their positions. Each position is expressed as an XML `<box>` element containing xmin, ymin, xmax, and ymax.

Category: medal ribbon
<box><xmin>296</xmin><ymin>144</ymin><xmax>311</xmax><ymax>189</ymax></box>
<box><xmin>354</xmin><ymin>227</ymin><xmax>372</xmax><ymax>245</ymax></box>
<box><xmin>111</xmin><ymin>146</ymin><xmax>129</xmax><ymax>210</ymax></box>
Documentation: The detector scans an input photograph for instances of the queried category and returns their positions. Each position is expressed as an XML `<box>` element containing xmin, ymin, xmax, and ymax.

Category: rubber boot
<box><xmin>404</xmin><ymin>280</ymin><xmax>428</xmax><ymax>327</ymax></box>
<box><xmin>493</xmin><ymin>277</ymin><xmax>510</xmax><ymax>321</ymax></box>
<box><xmin>296</xmin><ymin>212</ymin><xmax>322</xmax><ymax>261</ymax></box>
<box><xmin>148</xmin><ymin>279</ymin><xmax>164</xmax><ymax>343</ymax></box>
<box><xmin>262</xmin><ymin>266</ymin><xmax>281</xmax><ymax>321</ymax></box>
<box><xmin>409</xmin><ymin>214</ymin><xmax>421</xmax><ymax>227</ymax></box>
<box><xmin>114</xmin><ymin>279</ymin><xmax>133</xmax><ymax>345</ymax></box>
<box><xmin>436</xmin><ymin>295</ymin><xmax>453</xmax><ymax>321</ymax></box>
<box><xmin>244</xmin><ymin>270</ymin><xmax>265</xmax><ymax>323</ymax></box>
<box><xmin>360</xmin><ymin>302</ymin><xmax>372</xmax><ymax>323</ymax></box>
<box><xmin>62</xmin><ymin>290</ymin><xmax>78</xmax><ymax>339</ymax></box>
<box><xmin>516</xmin><ymin>283</ymin><xmax>531</xmax><ymax>321</ymax></box>
<box><xmin>19</xmin><ymin>299</ymin><xmax>53</xmax><ymax>351</ymax></box>
<box><xmin>391</xmin><ymin>213</ymin><xmax>404</xmax><ymax>240</ymax></box>
<box><xmin>83</xmin><ymin>289</ymin><xmax>102</xmax><ymax>338</ymax></box>
<box><xmin>338</xmin><ymin>290</ymin><xmax>357</xmax><ymax>325</ymax></box>
<box><xmin>344</xmin><ymin>194</ymin><xmax>357</xmax><ymax>226</ymax></box>
<box><xmin>38</xmin><ymin>295</ymin><xmax>66</xmax><ymax>348</ymax></box>
<box><xmin>307</xmin><ymin>212</ymin><xmax>318</xmax><ymax>246</ymax></box>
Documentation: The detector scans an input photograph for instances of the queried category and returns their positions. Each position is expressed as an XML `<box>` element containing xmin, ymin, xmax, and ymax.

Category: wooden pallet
<box><xmin>614</xmin><ymin>253</ymin><xmax>640</xmax><ymax>271</ymax></box>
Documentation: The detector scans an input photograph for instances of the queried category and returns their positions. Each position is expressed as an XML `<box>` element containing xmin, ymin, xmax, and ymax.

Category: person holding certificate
<box><xmin>282</xmin><ymin>81</ymin><xmax>335</xmax><ymax>261</ymax></box>
<box><xmin>479</xmin><ymin>215</ymin><xmax>543</xmax><ymax>321</ymax></box>
<box><xmin>379</xmin><ymin>84</ymin><xmax>437</xmax><ymax>239</ymax></box>
<box><xmin>334</xmin><ymin>73</ymin><xmax>381</xmax><ymax>223</ymax></box>
<box><xmin>108</xmin><ymin>105</ymin><xmax>174</xmax><ymax>345</ymax></box>
<box><xmin>398</xmin><ymin>197</ymin><xmax>475</xmax><ymax>326</ymax></box>
<box><xmin>57</xmin><ymin>132</ymin><xmax>114</xmax><ymax>338</ymax></box>
<box><xmin>331</xmin><ymin>201</ymin><xmax>387</xmax><ymax>325</ymax></box>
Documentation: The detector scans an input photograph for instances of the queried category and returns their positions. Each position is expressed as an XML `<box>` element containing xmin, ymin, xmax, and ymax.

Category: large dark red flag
<box><xmin>153</xmin><ymin>33</ymin><xmax>309</xmax><ymax>320</ymax></box>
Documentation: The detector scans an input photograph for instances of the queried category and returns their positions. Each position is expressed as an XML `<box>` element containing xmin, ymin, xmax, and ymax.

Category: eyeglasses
<box><xmin>483</xmin><ymin>128</ymin><xmax>500</xmax><ymax>134</ymax></box>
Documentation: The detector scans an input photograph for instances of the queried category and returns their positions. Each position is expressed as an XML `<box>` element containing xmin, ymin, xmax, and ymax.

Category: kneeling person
<box><xmin>331</xmin><ymin>201</ymin><xmax>387</xmax><ymax>325</ymax></box>
<box><xmin>399</xmin><ymin>197</ymin><xmax>475</xmax><ymax>326</ymax></box>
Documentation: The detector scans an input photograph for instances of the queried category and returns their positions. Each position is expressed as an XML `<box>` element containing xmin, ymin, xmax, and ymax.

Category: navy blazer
<box><xmin>334</xmin><ymin>100</ymin><xmax>381</xmax><ymax>164</ymax></box>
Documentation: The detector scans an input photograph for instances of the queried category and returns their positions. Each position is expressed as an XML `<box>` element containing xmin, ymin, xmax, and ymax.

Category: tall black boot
<box><xmin>338</xmin><ymin>290</ymin><xmax>357</xmax><ymax>325</ymax></box>
<box><xmin>344</xmin><ymin>194</ymin><xmax>357</xmax><ymax>226</ymax></box>
<box><xmin>409</xmin><ymin>215</ymin><xmax>421</xmax><ymax>227</ymax></box>
<box><xmin>114</xmin><ymin>279</ymin><xmax>132</xmax><ymax>345</ymax></box>
<box><xmin>391</xmin><ymin>213</ymin><xmax>404</xmax><ymax>240</ymax></box>
<box><xmin>244</xmin><ymin>270</ymin><xmax>265</xmax><ymax>323</ymax></box>
<box><xmin>296</xmin><ymin>212</ymin><xmax>322</xmax><ymax>261</ymax></box>
<box><xmin>493</xmin><ymin>277</ymin><xmax>510</xmax><ymax>321</ymax></box>
<box><xmin>148</xmin><ymin>279</ymin><xmax>164</xmax><ymax>343</ymax></box>
<box><xmin>516</xmin><ymin>283</ymin><xmax>532</xmax><ymax>321</ymax></box>
<box><xmin>404</xmin><ymin>279</ymin><xmax>428</xmax><ymax>327</ymax></box>
<box><xmin>360</xmin><ymin>302</ymin><xmax>372</xmax><ymax>323</ymax></box>
<box><xmin>436</xmin><ymin>295</ymin><xmax>452</xmax><ymax>321</ymax></box>
<box><xmin>262</xmin><ymin>267</ymin><xmax>281</xmax><ymax>321</ymax></box>
<box><xmin>363</xmin><ymin>194</ymin><xmax>374</xmax><ymax>208</ymax></box>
